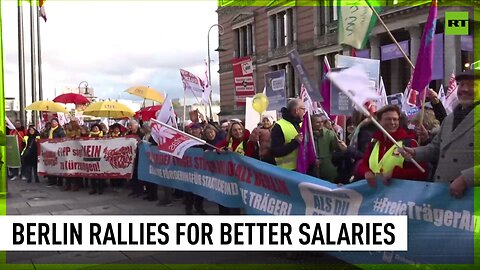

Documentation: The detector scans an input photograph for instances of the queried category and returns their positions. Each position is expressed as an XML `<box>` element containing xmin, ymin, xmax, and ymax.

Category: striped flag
<box><xmin>446</xmin><ymin>71</ymin><xmax>457</xmax><ymax>98</ymax></box>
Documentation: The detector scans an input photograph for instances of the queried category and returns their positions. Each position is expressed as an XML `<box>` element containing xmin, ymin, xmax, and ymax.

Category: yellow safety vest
<box><xmin>274</xmin><ymin>118</ymin><xmax>301</xmax><ymax>171</ymax></box>
<box><xmin>228</xmin><ymin>139</ymin><xmax>245</xmax><ymax>155</ymax></box>
<box><xmin>369</xmin><ymin>140</ymin><xmax>405</xmax><ymax>174</ymax></box>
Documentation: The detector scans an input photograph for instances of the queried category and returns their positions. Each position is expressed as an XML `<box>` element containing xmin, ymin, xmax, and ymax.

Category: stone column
<box><xmin>369</xmin><ymin>35</ymin><xmax>380</xmax><ymax>60</ymax></box>
<box><xmin>408</xmin><ymin>26</ymin><xmax>421</xmax><ymax>65</ymax></box>
<box><xmin>444</xmin><ymin>34</ymin><xmax>461</xmax><ymax>86</ymax></box>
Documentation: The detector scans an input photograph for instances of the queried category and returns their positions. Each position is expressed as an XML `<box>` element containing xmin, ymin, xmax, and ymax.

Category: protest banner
<box><xmin>264</xmin><ymin>70</ymin><xmax>286</xmax><ymax>111</ymax></box>
<box><xmin>138</xmin><ymin>144</ymin><xmax>475</xmax><ymax>264</ymax></box>
<box><xmin>38</xmin><ymin>136</ymin><xmax>139</xmax><ymax>179</ymax></box>
<box><xmin>232</xmin><ymin>56</ymin><xmax>255</xmax><ymax>107</ymax></box>
<box><xmin>6</xmin><ymin>135</ymin><xmax>21</xmax><ymax>168</ymax></box>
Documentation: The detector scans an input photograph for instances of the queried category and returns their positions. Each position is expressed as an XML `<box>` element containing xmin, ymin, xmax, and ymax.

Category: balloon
<box><xmin>252</xmin><ymin>93</ymin><xmax>269</xmax><ymax>114</ymax></box>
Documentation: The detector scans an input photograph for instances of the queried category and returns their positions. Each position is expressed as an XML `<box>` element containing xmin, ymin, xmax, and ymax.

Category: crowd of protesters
<box><xmin>5</xmin><ymin>70</ymin><xmax>478</xmax><ymax>214</ymax></box>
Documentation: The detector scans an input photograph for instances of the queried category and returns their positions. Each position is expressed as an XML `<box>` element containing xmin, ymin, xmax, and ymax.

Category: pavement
<box><xmin>4</xmin><ymin>177</ymin><xmax>359</xmax><ymax>269</ymax></box>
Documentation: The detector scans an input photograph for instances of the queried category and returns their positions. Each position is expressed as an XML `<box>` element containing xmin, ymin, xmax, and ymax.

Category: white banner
<box><xmin>180</xmin><ymin>69</ymin><xmax>206</xmax><ymax>93</ymax></box>
<box><xmin>38</xmin><ymin>137</ymin><xmax>139</xmax><ymax>179</ymax></box>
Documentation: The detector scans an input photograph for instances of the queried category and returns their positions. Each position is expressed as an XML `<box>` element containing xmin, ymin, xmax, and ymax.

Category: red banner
<box><xmin>232</xmin><ymin>56</ymin><xmax>255</xmax><ymax>107</ymax></box>
<box><xmin>38</xmin><ymin>136</ymin><xmax>139</xmax><ymax>179</ymax></box>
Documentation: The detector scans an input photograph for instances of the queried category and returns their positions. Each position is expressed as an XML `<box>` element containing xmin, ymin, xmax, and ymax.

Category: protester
<box><xmin>357</xmin><ymin>105</ymin><xmax>428</xmax><ymax>187</ymax></box>
<box><xmin>403</xmin><ymin>70</ymin><xmax>479</xmax><ymax>198</ymax></box>
<box><xmin>184</xmin><ymin>123</ymin><xmax>207</xmax><ymax>214</ymax></box>
<box><xmin>88</xmin><ymin>124</ymin><xmax>105</xmax><ymax>194</ymax></box>
<box><xmin>426</xmin><ymin>88</ymin><xmax>447</xmax><ymax>124</ymax></box>
<box><xmin>21</xmin><ymin>125</ymin><xmax>40</xmax><ymax>183</ymax></box>
<box><xmin>216</xmin><ymin>121</ymin><xmax>256</xmax><ymax>157</ymax></box>
<box><xmin>8</xmin><ymin>120</ymin><xmax>26</xmax><ymax>180</ymax></box>
<box><xmin>47</xmin><ymin>118</ymin><xmax>66</xmax><ymax>186</ymax></box>
<box><xmin>203</xmin><ymin>124</ymin><xmax>222</xmax><ymax>150</ymax></box>
<box><xmin>412</xmin><ymin>108</ymin><xmax>440</xmax><ymax>145</ymax></box>
<box><xmin>270</xmin><ymin>99</ymin><xmax>305</xmax><ymax>171</ymax></box>
<box><xmin>126</xmin><ymin>120</ymin><xmax>146</xmax><ymax>197</ymax></box>
<box><xmin>255</xmin><ymin>115</ymin><xmax>275</xmax><ymax>164</ymax></box>
<box><xmin>310</xmin><ymin>115</ymin><xmax>346</xmax><ymax>183</ymax></box>
<box><xmin>65</xmin><ymin>120</ymin><xmax>81</xmax><ymax>138</ymax></box>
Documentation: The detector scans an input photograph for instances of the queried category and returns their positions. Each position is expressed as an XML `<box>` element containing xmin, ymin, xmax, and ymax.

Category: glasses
<box><xmin>299</xmin><ymin>107</ymin><xmax>306</xmax><ymax>111</ymax></box>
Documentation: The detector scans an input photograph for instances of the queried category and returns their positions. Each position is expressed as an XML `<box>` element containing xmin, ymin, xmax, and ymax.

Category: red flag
<box><xmin>38</xmin><ymin>0</ymin><xmax>47</xmax><ymax>22</ymax></box>
<box><xmin>150</xmin><ymin>119</ymin><xmax>204</xmax><ymax>159</ymax></box>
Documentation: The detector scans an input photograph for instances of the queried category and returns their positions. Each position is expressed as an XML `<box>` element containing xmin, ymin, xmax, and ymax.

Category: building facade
<box><xmin>216</xmin><ymin>1</ymin><xmax>477</xmax><ymax>120</ymax></box>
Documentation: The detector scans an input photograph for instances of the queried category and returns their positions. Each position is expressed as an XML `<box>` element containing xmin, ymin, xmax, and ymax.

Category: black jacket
<box><xmin>270</xmin><ymin>107</ymin><xmax>302</xmax><ymax>158</ymax></box>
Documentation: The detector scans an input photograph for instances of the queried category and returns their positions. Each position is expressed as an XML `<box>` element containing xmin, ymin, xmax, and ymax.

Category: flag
<box><xmin>438</xmin><ymin>84</ymin><xmax>446</xmax><ymax>105</ymax></box>
<box><xmin>6</xmin><ymin>117</ymin><xmax>16</xmax><ymax>130</ymax></box>
<box><xmin>326</xmin><ymin>65</ymin><xmax>380</xmax><ymax>111</ymax></box>
<box><xmin>401</xmin><ymin>74</ymin><xmax>413</xmax><ymax>112</ymax></box>
<box><xmin>202</xmin><ymin>59</ymin><xmax>211</xmax><ymax>104</ymax></box>
<box><xmin>410</xmin><ymin>0</ymin><xmax>437</xmax><ymax>101</ymax></box>
<box><xmin>338</xmin><ymin>0</ymin><xmax>381</xmax><ymax>49</ymax></box>
<box><xmin>446</xmin><ymin>71</ymin><xmax>457</xmax><ymax>98</ymax></box>
<box><xmin>150</xmin><ymin>119</ymin><xmax>204</xmax><ymax>159</ymax></box>
<box><xmin>296</xmin><ymin>113</ymin><xmax>316</xmax><ymax>174</ymax></box>
<box><xmin>320</xmin><ymin>56</ymin><xmax>331</xmax><ymax>115</ymax></box>
<box><xmin>443</xmin><ymin>86</ymin><xmax>458</xmax><ymax>114</ymax></box>
<box><xmin>155</xmin><ymin>96</ymin><xmax>178</xmax><ymax>130</ymax></box>
<box><xmin>300</xmin><ymin>84</ymin><xmax>314</xmax><ymax>115</ymax></box>
<box><xmin>180</xmin><ymin>69</ymin><xmax>205</xmax><ymax>94</ymax></box>
<box><xmin>376</xmin><ymin>76</ymin><xmax>387</xmax><ymax>109</ymax></box>
<box><xmin>6</xmin><ymin>135</ymin><xmax>21</xmax><ymax>168</ymax></box>
<box><xmin>38</xmin><ymin>0</ymin><xmax>47</xmax><ymax>22</ymax></box>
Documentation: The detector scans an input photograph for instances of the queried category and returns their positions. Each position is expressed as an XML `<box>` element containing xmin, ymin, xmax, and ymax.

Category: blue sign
<box><xmin>138</xmin><ymin>143</ymin><xmax>475</xmax><ymax>264</ymax></box>
<box><xmin>264</xmin><ymin>70</ymin><xmax>286</xmax><ymax>111</ymax></box>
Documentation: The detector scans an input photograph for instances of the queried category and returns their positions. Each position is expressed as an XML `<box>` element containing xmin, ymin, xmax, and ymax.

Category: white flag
<box><xmin>155</xmin><ymin>96</ymin><xmax>178</xmax><ymax>129</ymax></box>
<box><xmin>443</xmin><ymin>85</ymin><xmax>458</xmax><ymax>115</ymax></box>
<box><xmin>376</xmin><ymin>76</ymin><xmax>388</xmax><ymax>109</ymax></box>
<box><xmin>180</xmin><ymin>69</ymin><xmax>205</xmax><ymax>94</ymax></box>
<box><xmin>326</xmin><ymin>65</ymin><xmax>380</xmax><ymax>111</ymax></box>
<box><xmin>6</xmin><ymin>117</ymin><xmax>16</xmax><ymax>130</ymax></box>
<box><xmin>150</xmin><ymin>119</ymin><xmax>204</xmax><ymax>159</ymax></box>
<box><xmin>438</xmin><ymin>84</ymin><xmax>446</xmax><ymax>105</ymax></box>
<box><xmin>202</xmin><ymin>60</ymin><xmax>211</xmax><ymax>104</ymax></box>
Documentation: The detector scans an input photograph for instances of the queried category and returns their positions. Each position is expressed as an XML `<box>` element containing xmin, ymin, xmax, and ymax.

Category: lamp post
<box><xmin>207</xmin><ymin>24</ymin><xmax>226</xmax><ymax>121</ymax></box>
<box><xmin>78</xmin><ymin>81</ymin><xmax>89</xmax><ymax>96</ymax></box>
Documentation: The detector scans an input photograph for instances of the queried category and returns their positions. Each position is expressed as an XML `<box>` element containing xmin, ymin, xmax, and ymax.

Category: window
<box><xmin>269</xmin><ymin>8</ymin><xmax>295</xmax><ymax>49</ymax></box>
<box><xmin>234</xmin><ymin>23</ymin><xmax>254</xmax><ymax>58</ymax></box>
<box><xmin>318</xmin><ymin>0</ymin><xmax>338</xmax><ymax>35</ymax></box>
<box><xmin>271</xmin><ymin>63</ymin><xmax>298</xmax><ymax>98</ymax></box>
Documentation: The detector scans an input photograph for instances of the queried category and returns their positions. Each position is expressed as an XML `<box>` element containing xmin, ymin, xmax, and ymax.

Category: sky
<box><xmin>2</xmin><ymin>0</ymin><xmax>220</xmax><ymax>105</ymax></box>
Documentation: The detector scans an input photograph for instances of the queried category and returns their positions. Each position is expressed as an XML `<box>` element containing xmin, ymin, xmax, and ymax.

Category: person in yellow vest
<box><xmin>270</xmin><ymin>99</ymin><xmax>306</xmax><ymax>171</ymax></box>
<box><xmin>21</xmin><ymin>125</ymin><xmax>40</xmax><ymax>183</ymax></box>
<box><xmin>356</xmin><ymin>105</ymin><xmax>429</xmax><ymax>187</ymax></box>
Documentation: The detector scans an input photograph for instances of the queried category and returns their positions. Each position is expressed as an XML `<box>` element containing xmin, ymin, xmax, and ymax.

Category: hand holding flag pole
<box><xmin>327</xmin><ymin>66</ymin><xmax>425</xmax><ymax>173</ymax></box>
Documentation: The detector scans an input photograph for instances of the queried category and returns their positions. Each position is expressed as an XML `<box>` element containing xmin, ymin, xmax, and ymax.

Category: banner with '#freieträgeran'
<box><xmin>138</xmin><ymin>143</ymin><xmax>475</xmax><ymax>265</ymax></box>
<box><xmin>38</xmin><ymin>136</ymin><xmax>139</xmax><ymax>179</ymax></box>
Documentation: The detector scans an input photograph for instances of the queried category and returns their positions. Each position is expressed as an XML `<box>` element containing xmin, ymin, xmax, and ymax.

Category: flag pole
<box><xmin>365</xmin><ymin>0</ymin><xmax>414</xmax><ymax>69</ymax></box>
<box><xmin>151</xmin><ymin>118</ymin><xmax>220</xmax><ymax>150</ymax></box>
<box><xmin>329</xmin><ymin>77</ymin><xmax>425</xmax><ymax>173</ymax></box>
<box><xmin>183</xmin><ymin>92</ymin><xmax>186</xmax><ymax>132</ymax></box>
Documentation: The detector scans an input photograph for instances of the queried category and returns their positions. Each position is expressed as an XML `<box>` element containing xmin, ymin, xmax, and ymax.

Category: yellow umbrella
<box><xmin>125</xmin><ymin>86</ymin><xmax>165</xmax><ymax>103</ymax></box>
<box><xmin>26</xmin><ymin>100</ymin><xmax>69</xmax><ymax>113</ymax></box>
<box><xmin>83</xmin><ymin>101</ymin><xmax>135</xmax><ymax>118</ymax></box>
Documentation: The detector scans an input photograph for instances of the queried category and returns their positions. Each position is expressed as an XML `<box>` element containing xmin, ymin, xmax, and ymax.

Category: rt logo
<box><xmin>445</xmin><ymin>11</ymin><xmax>469</xmax><ymax>35</ymax></box>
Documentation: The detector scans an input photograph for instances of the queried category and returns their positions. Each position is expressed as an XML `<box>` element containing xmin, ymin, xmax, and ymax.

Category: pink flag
<box><xmin>296</xmin><ymin>113</ymin><xmax>316</xmax><ymax>174</ymax></box>
<box><xmin>150</xmin><ymin>119</ymin><xmax>204</xmax><ymax>159</ymax></box>
<box><xmin>410</xmin><ymin>0</ymin><xmax>437</xmax><ymax>102</ymax></box>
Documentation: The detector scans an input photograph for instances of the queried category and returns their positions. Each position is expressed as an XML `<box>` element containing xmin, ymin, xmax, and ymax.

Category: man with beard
<box><xmin>270</xmin><ymin>99</ymin><xmax>305</xmax><ymax>171</ymax></box>
<box><xmin>403</xmin><ymin>70</ymin><xmax>479</xmax><ymax>198</ymax></box>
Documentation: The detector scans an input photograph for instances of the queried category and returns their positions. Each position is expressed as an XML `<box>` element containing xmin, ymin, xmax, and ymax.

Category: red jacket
<box><xmin>356</xmin><ymin>128</ymin><xmax>428</xmax><ymax>181</ymax></box>
<box><xmin>216</xmin><ymin>130</ymin><xmax>256</xmax><ymax>158</ymax></box>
